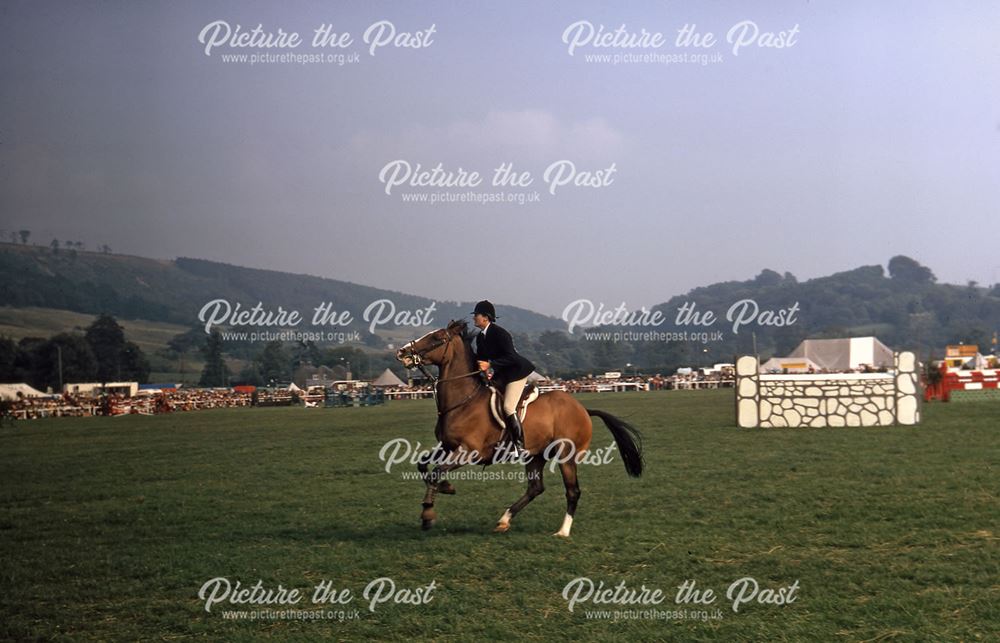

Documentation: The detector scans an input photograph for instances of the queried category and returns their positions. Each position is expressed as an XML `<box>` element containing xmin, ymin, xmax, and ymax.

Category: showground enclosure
<box><xmin>1</xmin><ymin>388</ymin><xmax>996</xmax><ymax>640</ymax></box>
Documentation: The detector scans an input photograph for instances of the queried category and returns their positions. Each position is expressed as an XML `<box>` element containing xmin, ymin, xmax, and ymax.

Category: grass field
<box><xmin>1</xmin><ymin>390</ymin><xmax>997</xmax><ymax>641</ymax></box>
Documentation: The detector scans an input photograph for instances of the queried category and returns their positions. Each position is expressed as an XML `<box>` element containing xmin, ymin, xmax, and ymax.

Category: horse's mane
<box><xmin>447</xmin><ymin>318</ymin><xmax>470</xmax><ymax>337</ymax></box>
<box><xmin>446</xmin><ymin>319</ymin><xmax>476</xmax><ymax>369</ymax></box>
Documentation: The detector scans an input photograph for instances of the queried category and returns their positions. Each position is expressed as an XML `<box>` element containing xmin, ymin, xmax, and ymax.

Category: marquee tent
<box><xmin>371</xmin><ymin>368</ymin><xmax>407</xmax><ymax>387</ymax></box>
<box><xmin>0</xmin><ymin>383</ymin><xmax>55</xmax><ymax>400</ymax></box>
<box><xmin>785</xmin><ymin>337</ymin><xmax>893</xmax><ymax>371</ymax></box>
<box><xmin>760</xmin><ymin>357</ymin><xmax>824</xmax><ymax>373</ymax></box>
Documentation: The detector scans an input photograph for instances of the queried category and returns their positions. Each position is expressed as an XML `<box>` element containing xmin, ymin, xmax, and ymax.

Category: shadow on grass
<box><xmin>295</xmin><ymin>520</ymin><xmax>496</xmax><ymax>543</ymax></box>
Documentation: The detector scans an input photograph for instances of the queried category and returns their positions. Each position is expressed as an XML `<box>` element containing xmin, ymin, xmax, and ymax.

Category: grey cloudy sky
<box><xmin>2</xmin><ymin>0</ymin><xmax>998</xmax><ymax>316</ymax></box>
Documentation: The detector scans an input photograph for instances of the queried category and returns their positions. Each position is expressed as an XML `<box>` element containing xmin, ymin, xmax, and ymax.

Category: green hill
<box><xmin>2</xmin><ymin>243</ymin><xmax>997</xmax><ymax>378</ymax></box>
<box><xmin>566</xmin><ymin>258</ymin><xmax>1000</xmax><ymax>373</ymax></box>
<box><xmin>0</xmin><ymin>242</ymin><xmax>563</xmax><ymax>339</ymax></box>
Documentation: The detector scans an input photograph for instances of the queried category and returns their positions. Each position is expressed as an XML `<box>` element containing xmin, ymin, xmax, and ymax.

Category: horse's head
<box><xmin>396</xmin><ymin>320</ymin><xmax>469</xmax><ymax>369</ymax></box>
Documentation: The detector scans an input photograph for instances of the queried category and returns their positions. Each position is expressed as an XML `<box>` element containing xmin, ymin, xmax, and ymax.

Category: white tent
<box><xmin>287</xmin><ymin>382</ymin><xmax>303</xmax><ymax>392</ymax></box>
<box><xmin>785</xmin><ymin>337</ymin><xmax>893</xmax><ymax>371</ymax></box>
<box><xmin>371</xmin><ymin>368</ymin><xmax>407</xmax><ymax>387</ymax></box>
<box><xmin>526</xmin><ymin>371</ymin><xmax>547</xmax><ymax>382</ymax></box>
<box><xmin>0</xmin><ymin>383</ymin><xmax>56</xmax><ymax>400</ymax></box>
<box><xmin>760</xmin><ymin>357</ymin><xmax>824</xmax><ymax>373</ymax></box>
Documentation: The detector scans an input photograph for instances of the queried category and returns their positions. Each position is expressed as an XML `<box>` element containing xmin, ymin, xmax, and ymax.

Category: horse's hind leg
<box><xmin>554</xmin><ymin>460</ymin><xmax>580</xmax><ymax>537</ymax></box>
<box><xmin>494</xmin><ymin>456</ymin><xmax>545</xmax><ymax>533</ymax></box>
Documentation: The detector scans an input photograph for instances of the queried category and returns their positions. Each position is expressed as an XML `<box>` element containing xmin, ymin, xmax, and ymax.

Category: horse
<box><xmin>395</xmin><ymin>319</ymin><xmax>643</xmax><ymax>537</ymax></box>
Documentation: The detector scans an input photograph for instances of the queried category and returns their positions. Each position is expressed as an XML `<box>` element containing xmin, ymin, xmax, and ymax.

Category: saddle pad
<box><xmin>489</xmin><ymin>384</ymin><xmax>539</xmax><ymax>429</ymax></box>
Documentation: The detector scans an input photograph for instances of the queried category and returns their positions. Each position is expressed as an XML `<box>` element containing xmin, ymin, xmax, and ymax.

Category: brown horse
<box><xmin>396</xmin><ymin>320</ymin><xmax>643</xmax><ymax>537</ymax></box>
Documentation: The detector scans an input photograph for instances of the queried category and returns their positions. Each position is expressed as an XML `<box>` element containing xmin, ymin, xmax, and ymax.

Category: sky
<box><xmin>2</xmin><ymin>0</ymin><xmax>998</xmax><ymax>317</ymax></box>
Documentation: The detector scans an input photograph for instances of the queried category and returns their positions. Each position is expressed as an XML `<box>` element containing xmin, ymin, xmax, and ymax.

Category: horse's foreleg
<box><xmin>417</xmin><ymin>442</ymin><xmax>445</xmax><ymax>487</ymax></box>
<box><xmin>554</xmin><ymin>460</ymin><xmax>580</xmax><ymax>537</ymax></box>
<box><xmin>420</xmin><ymin>482</ymin><xmax>438</xmax><ymax>530</ymax></box>
<box><xmin>420</xmin><ymin>460</ymin><xmax>464</xmax><ymax>530</ymax></box>
<box><xmin>495</xmin><ymin>456</ymin><xmax>545</xmax><ymax>533</ymax></box>
<box><xmin>417</xmin><ymin>445</ymin><xmax>443</xmax><ymax>529</ymax></box>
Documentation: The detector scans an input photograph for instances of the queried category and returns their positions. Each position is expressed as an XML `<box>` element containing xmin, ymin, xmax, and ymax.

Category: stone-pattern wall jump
<box><xmin>736</xmin><ymin>351</ymin><xmax>920</xmax><ymax>428</ymax></box>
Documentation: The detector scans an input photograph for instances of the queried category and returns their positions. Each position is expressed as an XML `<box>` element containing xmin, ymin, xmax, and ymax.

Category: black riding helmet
<box><xmin>470</xmin><ymin>300</ymin><xmax>497</xmax><ymax>322</ymax></box>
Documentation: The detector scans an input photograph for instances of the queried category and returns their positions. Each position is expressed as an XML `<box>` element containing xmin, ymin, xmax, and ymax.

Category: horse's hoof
<box><xmin>553</xmin><ymin>531</ymin><xmax>571</xmax><ymax>538</ymax></box>
<box><xmin>420</xmin><ymin>506</ymin><xmax>437</xmax><ymax>530</ymax></box>
<box><xmin>494</xmin><ymin>523</ymin><xmax>510</xmax><ymax>533</ymax></box>
<box><xmin>437</xmin><ymin>481</ymin><xmax>456</xmax><ymax>495</ymax></box>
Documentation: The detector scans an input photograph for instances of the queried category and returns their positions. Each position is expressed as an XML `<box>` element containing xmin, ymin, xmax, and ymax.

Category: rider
<box><xmin>471</xmin><ymin>300</ymin><xmax>535</xmax><ymax>457</ymax></box>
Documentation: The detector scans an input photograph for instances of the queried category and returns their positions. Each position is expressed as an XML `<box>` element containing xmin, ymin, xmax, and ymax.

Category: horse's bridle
<box><xmin>399</xmin><ymin>328</ymin><xmax>485</xmax><ymax>417</ymax></box>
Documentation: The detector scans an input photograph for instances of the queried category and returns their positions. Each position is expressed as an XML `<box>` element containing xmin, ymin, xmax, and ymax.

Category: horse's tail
<box><xmin>587</xmin><ymin>409</ymin><xmax>644</xmax><ymax>478</ymax></box>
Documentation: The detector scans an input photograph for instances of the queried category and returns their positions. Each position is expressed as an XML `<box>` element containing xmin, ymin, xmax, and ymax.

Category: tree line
<box><xmin>195</xmin><ymin>330</ymin><xmax>400</xmax><ymax>387</ymax></box>
<box><xmin>0</xmin><ymin>314</ymin><xmax>150</xmax><ymax>391</ymax></box>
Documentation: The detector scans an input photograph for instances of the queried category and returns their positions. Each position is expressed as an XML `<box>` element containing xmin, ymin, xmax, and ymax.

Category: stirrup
<box><xmin>494</xmin><ymin>440</ymin><xmax>527</xmax><ymax>463</ymax></box>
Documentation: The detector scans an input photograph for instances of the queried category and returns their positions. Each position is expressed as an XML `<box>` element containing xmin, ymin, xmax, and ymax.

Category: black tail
<box><xmin>587</xmin><ymin>409</ymin><xmax>644</xmax><ymax>477</ymax></box>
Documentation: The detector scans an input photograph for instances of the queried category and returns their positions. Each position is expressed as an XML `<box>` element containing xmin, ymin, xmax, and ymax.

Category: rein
<box><xmin>404</xmin><ymin>330</ymin><xmax>485</xmax><ymax>417</ymax></box>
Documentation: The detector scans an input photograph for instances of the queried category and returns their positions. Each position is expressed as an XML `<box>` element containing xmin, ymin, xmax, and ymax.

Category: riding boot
<box><xmin>505</xmin><ymin>413</ymin><xmax>526</xmax><ymax>456</ymax></box>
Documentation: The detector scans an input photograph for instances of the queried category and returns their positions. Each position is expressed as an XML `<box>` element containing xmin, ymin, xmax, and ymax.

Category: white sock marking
<box><xmin>555</xmin><ymin>513</ymin><xmax>573</xmax><ymax>537</ymax></box>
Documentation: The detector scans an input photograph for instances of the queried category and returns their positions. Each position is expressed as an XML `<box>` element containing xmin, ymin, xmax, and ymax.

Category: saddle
<box><xmin>487</xmin><ymin>382</ymin><xmax>539</xmax><ymax>429</ymax></box>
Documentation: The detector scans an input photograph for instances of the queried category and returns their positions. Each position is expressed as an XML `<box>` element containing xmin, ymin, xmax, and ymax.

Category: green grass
<box><xmin>1</xmin><ymin>390</ymin><xmax>997</xmax><ymax>641</ymax></box>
